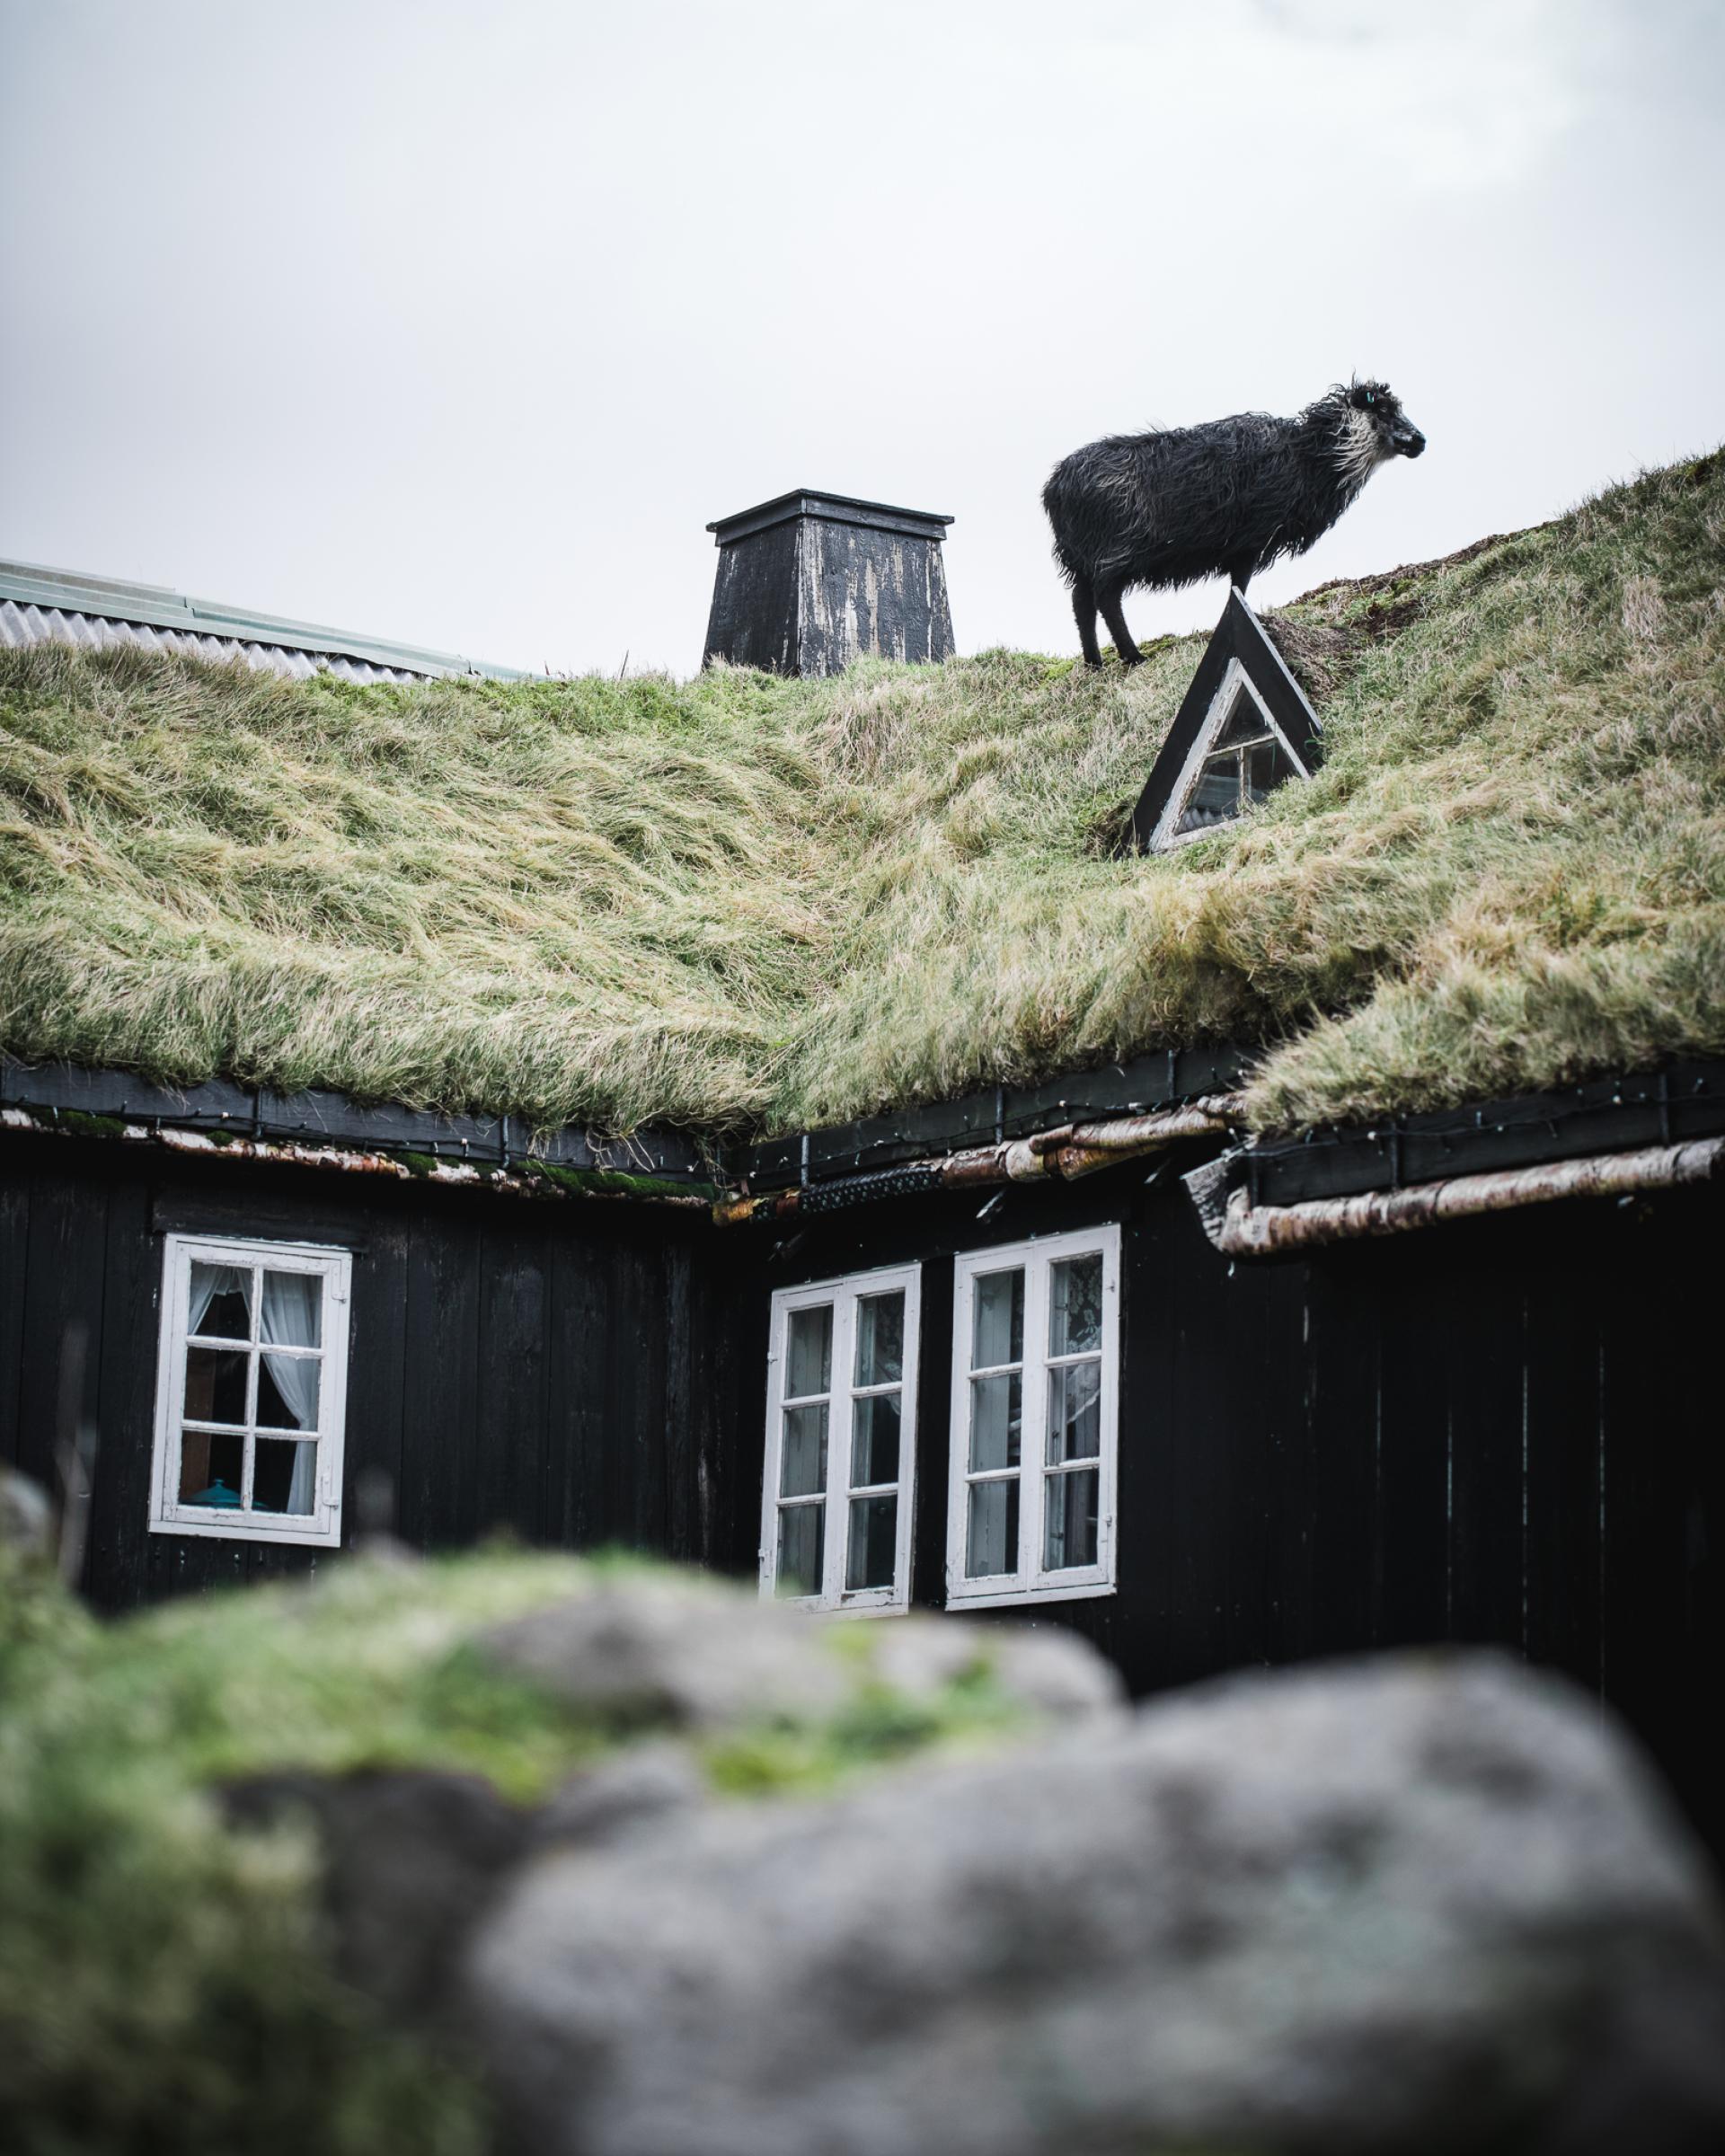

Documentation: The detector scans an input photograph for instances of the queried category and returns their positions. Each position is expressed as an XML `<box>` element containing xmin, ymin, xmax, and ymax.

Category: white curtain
<box><xmin>188</xmin><ymin>1262</ymin><xmax>247</xmax><ymax>1337</ymax></box>
<box><xmin>261</xmin><ymin>1271</ymin><xmax>321</xmax><ymax>1515</ymax></box>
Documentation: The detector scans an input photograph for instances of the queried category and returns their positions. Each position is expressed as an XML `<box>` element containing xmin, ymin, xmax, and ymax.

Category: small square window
<box><xmin>946</xmin><ymin>1227</ymin><xmax>1120</xmax><ymax>1608</ymax></box>
<box><xmin>150</xmin><ymin>1234</ymin><xmax>351</xmax><ymax>1548</ymax></box>
<box><xmin>760</xmin><ymin>1264</ymin><xmax>921</xmax><ymax>1613</ymax></box>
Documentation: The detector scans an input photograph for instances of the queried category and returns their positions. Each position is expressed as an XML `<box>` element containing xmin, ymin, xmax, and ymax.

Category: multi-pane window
<box><xmin>760</xmin><ymin>1264</ymin><xmax>920</xmax><ymax>1612</ymax></box>
<box><xmin>1173</xmin><ymin>680</ymin><xmax>1302</xmax><ymax>837</ymax></box>
<box><xmin>947</xmin><ymin>1226</ymin><xmax>1120</xmax><ymax>1606</ymax></box>
<box><xmin>150</xmin><ymin>1234</ymin><xmax>351</xmax><ymax>1548</ymax></box>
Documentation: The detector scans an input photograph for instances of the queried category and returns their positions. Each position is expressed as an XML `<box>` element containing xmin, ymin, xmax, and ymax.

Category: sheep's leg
<box><xmin>1097</xmin><ymin>584</ymin><xmax>1144</xmax><ymax>668</ymax></box>
<box><xmin>1071</xmin><ymin>574</ymin><xmax>1103</xmax><ymax>669</ymax></box>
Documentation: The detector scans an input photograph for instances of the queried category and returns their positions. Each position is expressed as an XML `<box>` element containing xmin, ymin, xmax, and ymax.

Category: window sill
<box><xmin>149</xmin><ymin>1515</ymin><xmax>341</xmax><ymax>1551</ymax></box>
<box><xmin>774</xmin><ymin>1593</ymin><xmax>909</xmax><ymax>1619</ymax></box>
<box><xmin>943</xmin><ymin>1578</ymin><xmax>1118</xmax><ymax>1613</ymax></box>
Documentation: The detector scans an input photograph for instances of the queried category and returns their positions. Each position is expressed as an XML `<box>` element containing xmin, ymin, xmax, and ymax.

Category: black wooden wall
<box><xmin>733</xmin><ymin>1167</ymin><xmax>1725</xmax><ymax>1857</ymax></box>
<box><xmin>4</xmin><ymin>1126</ymin><xmax>1720</xmax><ymax>1856</ymax></box>
<box><xmin>0</xmin><ymin>1133</ymin><xmax>754</xmax><ymax>1608</ymax></box>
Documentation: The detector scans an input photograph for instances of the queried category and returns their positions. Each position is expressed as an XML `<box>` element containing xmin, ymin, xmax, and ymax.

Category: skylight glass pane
<box><xmin>1174</xmin><ymin>752</ymin><xmax>1243</xmax><ymax>835</ymax></box>
<box><xmin>1214</xmin><ymin>686</ymin><xmax>1271</xmax><ymax>749</ymax></box>
<box><xmin>1246</xmin><ymin>735</ymin><xmax>1300</xmax><ymax>803</ymax></box>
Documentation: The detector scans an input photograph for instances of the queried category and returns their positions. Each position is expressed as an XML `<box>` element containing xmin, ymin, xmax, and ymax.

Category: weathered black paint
<box><xmin>703</xmin><ymin>490</ymin><xmax>955</xmax><ymax>677</ymax></box>
<box><xmin>1240</xmin><ymin>1059</ymin><xmax>1725</xmax><ymax>1206</ymax></box>
<box><xmin>730</xmin><ymin>1163</ymin><xmax>1725</xmax><ymax>1857</ymax></box>
<box><xmin>0</xmin><ymin>1058</ymin><xmax>714</xmax><ymax>1181</ymax></box>
<box><xmin>0</xmin><ymin>1132</ymin><xmax>752</xmax><ymax>1606</ymax></box>
<box><xmin>4</xmin><ymin>1115</ymin><xmax>1721</xmax><ymax>1862</ymax></box>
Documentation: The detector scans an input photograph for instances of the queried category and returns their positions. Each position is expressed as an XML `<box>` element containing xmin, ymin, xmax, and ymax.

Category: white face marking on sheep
<box><xmin>1335</xmin><ymin>406</ymin><xmax>1388</xmax><ymax>491</ymax></box>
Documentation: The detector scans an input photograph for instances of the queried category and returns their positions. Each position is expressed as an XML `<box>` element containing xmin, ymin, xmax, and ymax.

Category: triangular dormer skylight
<box><xmin>1127</xmin><ymin>589</ymin><xmax>1322</xmax><ymax>853</ymax></box>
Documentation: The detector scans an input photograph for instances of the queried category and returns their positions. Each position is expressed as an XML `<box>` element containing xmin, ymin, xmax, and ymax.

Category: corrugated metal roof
<box><xmin>0</xmin><ymin>561</ymin><xmax>529</xmax><ymax>684</ymax></box>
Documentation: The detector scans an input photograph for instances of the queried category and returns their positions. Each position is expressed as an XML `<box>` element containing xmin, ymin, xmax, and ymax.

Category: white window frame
<box><xmin>946</xmin><ymin>1224</ymin><xmax>1121</xmax><ymax>1609</ymax></box>
<box><xmin>759</xmin><ymin>1261</ymin><xmax>921</xmax><ymax>1613</ymax></box>
<box><xmin>149</xmin><ymin>1233</ymin><xmax>352</xmax><ymax>1549</ymax></box>
<box><xmin>1150</xmin><ymin>657</ymin><xmax>1313</xmax><ymax>853</ymax></box>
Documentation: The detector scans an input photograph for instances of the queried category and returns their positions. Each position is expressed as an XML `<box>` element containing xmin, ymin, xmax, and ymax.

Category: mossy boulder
<box><xmin>0</xmin><ymin>1537</ymin><xmax>1115</xmax><ymax>2156</ymax></box>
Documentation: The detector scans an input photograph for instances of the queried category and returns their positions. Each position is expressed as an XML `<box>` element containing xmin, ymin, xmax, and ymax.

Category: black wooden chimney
<box><xmin>703</xmin><ymin>490</ymin><xmax>955</xmax><ymax>676</ymax></box>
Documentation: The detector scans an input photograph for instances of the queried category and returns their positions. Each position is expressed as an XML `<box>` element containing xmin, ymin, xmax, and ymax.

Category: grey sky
<box><xmin>3</xmin><ymin>0</ymin><xmax>1722</xmax><ymax>676</ymax></box>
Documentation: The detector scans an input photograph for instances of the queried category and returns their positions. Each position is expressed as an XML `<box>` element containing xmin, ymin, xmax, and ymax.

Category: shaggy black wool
<box><xmin>1043</xmin><ymin>380</ymin><xmax>1426</xmax><ymax>666</ymax></box>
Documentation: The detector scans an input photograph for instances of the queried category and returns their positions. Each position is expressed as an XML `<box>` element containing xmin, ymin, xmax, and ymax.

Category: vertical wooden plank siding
<box><xmin>474</xmin><ymin>1219</ymin><xmax>551</xmax><ymax>1543</ymax></box>
<box><xmin>346</xmin><ymin>1214</ymin><xmax>411</xmax><ymax>1534</ymax></box>
<box><xmin>1521</xmin><ymin>1252</ymin><xmax>1605</xmax><ymax>1691</ymax></box>
<box><xmin>84</xmin><ymin>1179</ymin><xmax>156</xmax><ymax>1599</ymax></box>
<box><xmin>400</xmin><ymin>1215</ymin><xmax>483</xmax><ymax>1551</ymax></box>
<box><xmin>1444</xmin><ymin>1244</ymin><xmax>1529</xmax><ymax>1648</ymax></box>
<box><xmin>0</xmin><ymin>1167</ymin><xmax>31</xmax><ymax>1465</ymax></box>
<box><xmin>16</xmin><ymin>1174</ymin><xmax>108</xmax><ymax>1489</ymax></box>
<box><xmin>1366</xmin><ymin>1250</ymin><xmax>1454</xmax><ymax>1648</ymax></box>
<box><xmin>545</xmin><ymin>1224</ymin><xmax>609</xmax><ymax>1553</ymax></box>
<box><xmin>3</xmin><ymin>1128</ymin><xmax>1720</xmax><ymax>1857</ymax></box>
<box><xmin>1298</xmin><ymin>1259</ymin><xmax>1381</xmax><ymax>1659</ymax></box>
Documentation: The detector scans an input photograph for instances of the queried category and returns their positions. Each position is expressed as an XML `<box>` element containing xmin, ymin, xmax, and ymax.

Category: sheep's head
<box><xmin>1348</xmin><ymin>378</ymin><xmax>1426</xmax><ymax>460</ymax></box>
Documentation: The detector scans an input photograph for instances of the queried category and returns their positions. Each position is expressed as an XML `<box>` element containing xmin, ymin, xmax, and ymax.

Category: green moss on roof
<box><xmin>3</xmin><ymin>454</ymin><xmax>1721</xmax><ymax>1137</ymax></box>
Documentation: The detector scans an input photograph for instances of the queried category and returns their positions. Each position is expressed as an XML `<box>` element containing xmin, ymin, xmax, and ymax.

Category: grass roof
<box><xmin>2</xmin><ymin>454</ymin><xmax>1721</xmax><ymax>1142</ymax></box>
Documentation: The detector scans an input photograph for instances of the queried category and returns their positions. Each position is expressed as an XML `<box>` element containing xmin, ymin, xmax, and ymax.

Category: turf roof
<box><xmin>2</xmin><ymin>453</ymin><xmax>1721</xmax><ymax>1142</ymax></box>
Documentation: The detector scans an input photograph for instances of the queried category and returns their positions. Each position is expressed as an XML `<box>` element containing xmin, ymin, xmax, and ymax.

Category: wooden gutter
<box><xmin>1183</xmin><ymin>1135</ymin><xmax>1725</xmax><ymax>1257</ymax></box>
<box><xmin>713</xmin><ymin>1098</ymin><xmax>1244</xmax><ymax>1224</ymax></box>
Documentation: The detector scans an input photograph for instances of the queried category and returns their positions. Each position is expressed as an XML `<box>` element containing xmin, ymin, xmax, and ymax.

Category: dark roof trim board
<box><xmin>6</xmin><ymin>1052</ymin><xmax>1722</xmax><ymax>1242</ymax></box>
<box><xmin>0</xmin><ymin>560</ymin><xmax>530</xmax><ymax>684</ymax></box>
<box><xmin>739</xmin><ymin>1044</ymin><xmax>1253</xmax><ymax>1192</ymax></box>
<box><xmin>0</xmin><ymin>1100</ymin><xmax>716</xmax><ymax>1208</ymax></box>
<box><xmin>0</xmin><ymin>1061</ymin><xmax>712</xmax><ymax>1184</ymax></box>
<box><xmin>706</xmin><ymin>491</ymin><xmax>954</xmax><ymax>547</ymax></box>
<box><xmin>729</xmin><ymin>1058</ymin><xmax>1725</xmax><ymax>1229</ymax></box>
<box><xmin>1234</xmin><ymin>1060</ymin><xmax>1725</xmax><ymax>1207</ymax></box>
<box><xmin>1127</xmin><ymin>588</ymin><xmax>1323</xmax><ymax>853</ymax></box>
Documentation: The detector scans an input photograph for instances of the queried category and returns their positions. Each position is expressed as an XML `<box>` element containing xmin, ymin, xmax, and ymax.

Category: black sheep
<box><xmin>1043</xmin><ymin>379</ymin><xmax>1426</xmax><ymax>667</ymax></box>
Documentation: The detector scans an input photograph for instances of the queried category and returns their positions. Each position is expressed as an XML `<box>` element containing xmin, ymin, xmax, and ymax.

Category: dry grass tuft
<box><xmin>3</xmin><ymin>454</ymin><xmax>1722</xmax><ymax>1137</ymax></box>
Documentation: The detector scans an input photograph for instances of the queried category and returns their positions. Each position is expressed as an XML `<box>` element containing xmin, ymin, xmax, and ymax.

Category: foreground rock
<box><xmin>465</xmin><ymin>1653</ymin><xmax>1725</xmax><ymax>2156</ymax></box>
<box><xmin>476</xmin><ymin>1570</ymin><xmax>1123</xmax><ymax>1731</ymax></box>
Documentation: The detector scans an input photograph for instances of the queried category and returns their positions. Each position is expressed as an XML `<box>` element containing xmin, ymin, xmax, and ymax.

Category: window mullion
<box><xmin>1022</xmin><ymin>1255</ymin><xmax>1050</xmax><ymax>1587</ymax></box>
<box><xmin>824</xmin><ymin>1293</ymin><xmax>857</xmax><ymax>1604</ymax></box>
<box><xmin>242</xmin><ymin>1273</ymin><xmax>261</xmax><ymax>1512</ymax></box>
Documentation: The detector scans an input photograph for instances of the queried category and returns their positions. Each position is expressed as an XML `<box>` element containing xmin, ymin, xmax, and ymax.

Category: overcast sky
<box><xmin>4</xmin><ymin>1</ymin><xmax>1722</xmax><ymax>676</ymax></box>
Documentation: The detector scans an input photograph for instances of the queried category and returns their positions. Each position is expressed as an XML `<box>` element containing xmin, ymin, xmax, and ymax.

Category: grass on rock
<box><xmin>2</xmin><ymin>453</ymin><xmax>1721</xmax><ymax>1137</ymax></box>
<box><xmin>0</xmin><ymin>1543</ymin><xmax>1030</xmax><ymax>2156</ymax></box>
